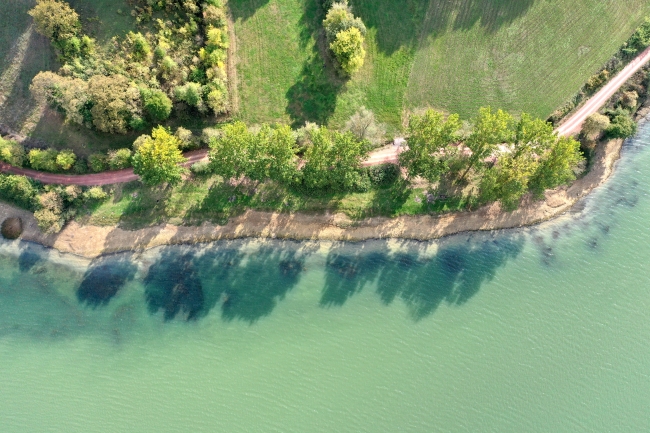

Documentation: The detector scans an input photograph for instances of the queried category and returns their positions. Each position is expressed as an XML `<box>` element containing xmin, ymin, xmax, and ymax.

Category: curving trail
<box><xmin>2</xmin><ymin>47</ymin><xmax>649</xmax><ymax>186</ymax></box>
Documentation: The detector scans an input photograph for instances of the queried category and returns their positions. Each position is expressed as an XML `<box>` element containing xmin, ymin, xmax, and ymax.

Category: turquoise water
<box><xmin>1</xmin><ymin>129</ymin><xmax>650</xmax><ymax>432</ymax></box>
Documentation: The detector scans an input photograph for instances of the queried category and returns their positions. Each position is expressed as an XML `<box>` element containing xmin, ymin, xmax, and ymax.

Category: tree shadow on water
<box><xmin>321</xmin><ymin>235</ymin><xmax>524</xmax><ymax>320</ymax></box>
<box><xmin>77</xmin><ymin>255</ymin><xmax>138</xmax><ymax>308</ymax></box>
<box><xmin>144</xmin><ymin>249</ymin><xmax>206</xmax><ymax>321</ymax></box>
<box><xmin>143</xmin><ymin>243</ymin><xmax>313</xmax><ymax>323</ymax></box>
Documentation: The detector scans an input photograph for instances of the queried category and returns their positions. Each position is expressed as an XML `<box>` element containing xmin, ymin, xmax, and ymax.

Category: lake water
<box><xmin>1</xmin><ymin>127</ymin><xmax>649</xmax><ymax>432</ymax></box>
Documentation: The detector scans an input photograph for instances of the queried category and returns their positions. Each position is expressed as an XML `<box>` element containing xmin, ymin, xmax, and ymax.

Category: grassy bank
<box><xmin>84</xmin><ymin>175</ymin><xmax>470</xmax><ymax>229</ymax></box>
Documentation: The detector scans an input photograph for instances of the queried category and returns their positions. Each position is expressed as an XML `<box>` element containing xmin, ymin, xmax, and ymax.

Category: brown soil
<box><xmin>0</xmin><ymin>138</ymin><xmax>623</xmax><ymax>258</ymax></box>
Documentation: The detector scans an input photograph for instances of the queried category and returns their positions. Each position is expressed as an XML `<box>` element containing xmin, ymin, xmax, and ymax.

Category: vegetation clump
<box><xmin>322</xmin><ymin>0</ymin><xmax>366</xmax><ymax>76</ymax></box>
<box><xmin>1</xmin><ymin>217</ymin><xmax>23</xmax><ymax>240</ymax></box>
<box><xmin>29</xmin><ymin>0</ymin><xmax>230</xmax><ymax>134</ymax></box>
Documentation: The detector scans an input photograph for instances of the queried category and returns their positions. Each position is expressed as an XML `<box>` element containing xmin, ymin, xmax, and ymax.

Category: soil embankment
<box><xmin>0</xmin><ymin>137</ymin><xmax>623</xmax><ymax>258</ymax></box>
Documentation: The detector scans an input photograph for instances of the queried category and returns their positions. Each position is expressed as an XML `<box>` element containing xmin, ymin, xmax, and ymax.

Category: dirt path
<box><xmin>556</xmin><ymin>46</ymin><xmax>650</xmax><ymax>136</ymax></box>
<box><xmin>1</xmin><ymin>47</ymin><xmax>648</xmax><ymax>186</ymax></box>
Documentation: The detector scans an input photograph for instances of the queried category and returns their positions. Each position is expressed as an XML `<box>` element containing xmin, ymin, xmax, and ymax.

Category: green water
<box><xmin>1</xmin><ymin>130</ymin><xmax>650</xmax><ymax>432</ymax></box>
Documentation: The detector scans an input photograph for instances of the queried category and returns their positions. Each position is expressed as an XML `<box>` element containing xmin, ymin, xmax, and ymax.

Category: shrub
<box><xmin>29</xmin><ymin>148</ymin><xmax>59</xmax><ymax>172</ymax></box>
<box><xmin>129</xmin><ymin>32</ymin><xmax>151</xmax><ymax>61</ymax></box>
<box><xmin>175</xmin><ymin>127</ymin><xmax>198</xmax><ymax>150</ymax></box>
<box><xmin>38</xmin><ymin>191</ymin><xmax>64</xmax><ymax>214</ymax></box>
<box><xmin>87</xmin><ymin>74</ymin><xmax>142</xmax><ymax>134</ymax></box>
<box><xmin>88</xmin><ymin>153</ymin><xmax>108</xmax><ymax>172</ymax></box>
<box><xmin>329</xmin><ymin>27</ymin><xmax>365</xmax><ymax>76</ymax></box>
<box><xmin>623</xmin><ymin>17</ymin><xmax>650</xmax><ymax>56</ymax></box>
<box><xmin>190</xmin><ymin>160</ymin><xmax>212</xmax><ymax>175</ymax></box>
<box><xmin>174</xmin><ymin>82</ymin><xmax>203</xmax><ymax>107</ymax></box>
<box><xmin>56</xmin><ymin>149</ymin><xmax>76</xmax><ymax>171</ymax></box>
<box><xmin>0</xmin><ymin>138</ymin><xmax>26</xmax><ymax>166</ymax></box>
<box><xmin>620</xmin><ymin>91</ymin><xmax>639</xmax><ymax>109</ymax></box>
<box><xmin>366</xmin><ymin>164</ymin><xmax>400</xmax><ymax>187</ymax></box>
<box><xmin>585</xmin><ymin>70</ymin><xmax>609</xmax><ymax>93</ymax></box>
<box><xmin>607</xmin><ymin>115</ymin><xmax>637</xmax><ymax>138</ymax></box>
<box><xmin>323</xmin><ymin>2</ymin><xmax>366</xmax><ymax>41</ymax></box>
<box><xmin>34</xmin><ymin>208</ymin><xmax>63</xmax><ymax>233</ymax></box>
<box><xmin>107</xmin><ymin>148</ymin><xmax>132</xmax><ymax>170</ymax></box>
<box><xmin>0</xmin><ymin>175</ymin><xmax>39</xmax><ymax>209</ymax></box>
<box><xmin>1</xmin><ymin>217</ymin><xmax>23</xmax><ymax>240</ymax></box>
<box><xmin>83</xmin><ymin>187</ymin><xmax>108</xmax><ymax>201</ymax></box>
<box><xmin>582</xmin><ymin>113</ymin><xmax>610</xmax><ymax>139</ymax></box>
<box><xmin>344</xmin><ymin>107</ymin><xmax>386</xmax><ymax>147</ymax></box>
<box><xmin>142</xmin><ymin>88</ymin><xmax>172</xmax><ymax>122</ymax></box>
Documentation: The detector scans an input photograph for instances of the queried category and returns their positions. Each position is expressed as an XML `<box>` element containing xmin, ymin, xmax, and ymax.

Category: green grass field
<box><xmin>232</xmin><ymin>0</ymin><xmax>650</xmax><ymax>129</ymax></box>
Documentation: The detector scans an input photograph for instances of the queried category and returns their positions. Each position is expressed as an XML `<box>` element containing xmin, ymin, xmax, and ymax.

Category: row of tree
<box><xmin>28</xmin><ymin>0</ymin><xmax>230</xmax><ymax>134</ymax></box>
<box><xmin>132</xmin><ymin>107</ymin><xmax>584</xmax><ymax>210</ymax></box>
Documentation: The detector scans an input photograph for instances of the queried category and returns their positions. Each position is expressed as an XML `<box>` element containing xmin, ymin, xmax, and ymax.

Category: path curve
<box><xmin>2</xmin><ymin>48</ymin><xmax>649</xmax><ymax>186</ymax></box>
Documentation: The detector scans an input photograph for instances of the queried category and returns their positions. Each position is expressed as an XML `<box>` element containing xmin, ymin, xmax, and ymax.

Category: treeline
<box><xmin>28</xmin><ymin>0</ymin><xmax>230</xmax><ymax>134</ymax></box>
<box><xmin>194</xmin><ymin>107</ymin><xmax>583</xmax><ymax>210</ymax></box>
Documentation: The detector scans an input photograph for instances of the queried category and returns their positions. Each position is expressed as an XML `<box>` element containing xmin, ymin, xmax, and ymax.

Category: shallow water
<box><xmin>1</xmin><ymin>127</ymin><xmax>650</xmax><ymax>432</ymax></box>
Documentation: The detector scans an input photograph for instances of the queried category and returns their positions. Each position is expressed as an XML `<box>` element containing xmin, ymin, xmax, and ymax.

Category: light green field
<box><xmin>232</xmin><ymin>0</ymin><xmax>650</xmax><ymax>129</ymax></box>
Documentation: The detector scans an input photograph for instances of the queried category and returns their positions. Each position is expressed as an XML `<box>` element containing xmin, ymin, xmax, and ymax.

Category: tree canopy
<box><xmin>132</xmin><ymin>126</ymin><xmax>187</xmax><ymax>186</ymax></box>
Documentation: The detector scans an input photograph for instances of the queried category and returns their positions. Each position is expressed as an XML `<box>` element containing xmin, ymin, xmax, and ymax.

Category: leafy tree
<box><xmin>249</xmin><ymin>124</ymin><xmax>298</xmax><ymax>184</ymax></box>
<box><xmin>399</xmin><ymin>109</ymin><xmax>463</xmax><ymax>183</ymax></box>
<box><xmin>133</xmin><ymin>126</ymin><xmax>187</xmax><ymax>185</ymax></box>
<box><xmin>142</xmin><ymin>88</ymin><xmax>172</xmax><ymax>122</ymax></box>
<box><xmin>529</xmin><ymin>136</ymin><xmax>583</xmax><ymax>195</ymax></box>
<box><xmin>623</xmin><ymin>17</ymin><xmax>650</xmax><ymax>56</ymax></box>
<box><xmin>302</xmin><ymin>128</ymin><xmax>367</xmax><ymax>190</ymax></box>
<box><xmin>330</xmin><ymin>27</ymin><xmax>366</xmax><ymax>76</ymax></box>
<box><xmin>344</xmin><ymin>107</ymin><xmax>385</xmax><ymax>147</ymax></box>
<box><xmin>323</xmin><ymin>1</ymin><xmax>366</xmax><ymax>76</ymax></box>
<box><xmin>107</xmin><ymin>148</ymin><xmax>133</xmax><ymax>170</ymax></box>
<box><xmin>480</xmin><ymin>155</ymin><xmax>537</xmax><ymax>210</ymax></box>
<box><xmin>28</xmin><ymin>148</ymin><xmax>59</xmax><ymax>172</ymax></box>
<box><xmin>83</xmin><ymin>187</ymin><xmax>108</xmax><ymax>201</ymax></box>
<box><xmin>128</xmin><ymin>32</ymin><xmax>151</xmax><ymax>61</ymax></box>
<box><xmin>582</xmin><ymin>113</ymin><xmax>610</xmax><ymax>139</ymax></box>
<box><xmin>55</xmin><ymin>149</ymin><xmax>76</xmax><ymax>171</ymax></box>
<box><xmin>323</xmin><ymin>1</ymin><xmax>366</xmax><ymax>41</ymax></box>
<box><xmin>208</xmin><ymin>121</ymin><xmax>254</xmax><ymax>179</ymax></box>
<box><xmin>87</xmin><ymin>74</ymin><xmax>142</xmax><ymax>134</ymax></box>
<box><xmin>607</xmin><ymin>112</ymin><xmax>637</xmax><ymax>138</ymax></box>
<box><xmin>28</xmin><ymin>0</ymin><xmax>80</xmax><ymax>41</ymax></box>
<box><xmin>0</xmin><ymin>138</ymin><xmax>25</xmax><ymax>167</ymax></box>
<box><xmin>458</xmin><ymin>107</ymin><xmax>513</xmax><ymax>182</ymax></box>
<box><xmin>511</xmin><ymin>113</ymin><xmax>555</xmax><ymax>158</ymax></box>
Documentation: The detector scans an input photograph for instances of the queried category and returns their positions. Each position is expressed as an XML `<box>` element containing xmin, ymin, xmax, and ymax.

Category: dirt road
<box><xmin>556</xmin><ymin>45</ymin><xmax>650</xmax><ymax>136</ymax></box>
<box><xmin>2</xmin><ymin>47</ymin><xmax>649</xmax><ymax>186</ymax></box>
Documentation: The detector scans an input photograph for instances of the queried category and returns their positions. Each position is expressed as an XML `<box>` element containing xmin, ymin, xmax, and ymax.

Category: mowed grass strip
<box><xmin>233</xmin><ymin>0</ymin><xmax>650</xmax><ymax>129</ymax></box>
<box><xmin>406</xmin><ymin>0</ymin><xmax>650</xmax><ymax>119</ymax></box>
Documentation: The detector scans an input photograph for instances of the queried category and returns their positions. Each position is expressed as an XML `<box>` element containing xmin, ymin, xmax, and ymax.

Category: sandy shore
<box><xmin>0</xmin><ymin>137</ymin><xmax>624</xmax><ymax>259</ymax></box>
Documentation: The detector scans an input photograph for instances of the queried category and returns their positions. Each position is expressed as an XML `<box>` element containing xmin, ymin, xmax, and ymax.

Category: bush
<box><xmin>142</xmin><ymin>88</ymin><xmax>172</xmax><ymax>122</ymax></box>
<box><xmin>88</xmin><ymin>153</ymin><xmax>107</xmax><ymax>172</ymax></box>
<box><xmin>28</xmin><ymin>148</ymin><xmax>59</xmax><ymax>172</ymax></box>
<box><xmin>107</xmin><ymin>148</ymin><xmax>132</xmax><ymax>170</ymax></box>
<box><xmin>0</xmin><ymin>138</ymin><xmax>26</xmax><ymax>166</ymax></box>
<box><xmin>582</xmin><ymin>113</ymin><xmax>610</xmax><ymax>139</ymax></box>
<box><xmin>190</xmin><ymin>160</ymin><xmax>212</xmax><ymax>175</ymax></box>
<box><xmin>83</xmin><ymin>187</ymin><xmax>108</xmax><ymax>201</ymax></box>
<box><xmin>175</xmin><ymin>127</ymin><xmax>198</xmax><ymax>150</ymax></box>
<box><xmin>0</xmin><ymin>175</ymin><xmax>39</xmax><ymax>209</ymax></box>
<box><xmin>344</xmin><ymin>107</ymin><xmax>386</xmax><ymax>147</ymax></box>
<box><xmin>607</xmin><ymin>113</ymin><xmax>637</xmax><ymax>138</ymax></box>
<box><xmin>366</xmin><ymin>164</ymin><xmax>400</xmax><ymax>187</ymax></box>
<box><xmin>174</xmin><ymin>82</ymin><xmax>203</xmax><ymax>108</ymax></box>
<box><xmin>56</xmin><ymin>149</ymin><xmax>76</xmax><ymax>171</ymax></box>
<box><xmin>1</xmin><ymin>217</ymin><xmax>23</xmax><ymax>240</ymax></box>
<box><xmin>34</xmin><ymin>208</ymin><xmax>63</xmax><ymax>233</ymax></box>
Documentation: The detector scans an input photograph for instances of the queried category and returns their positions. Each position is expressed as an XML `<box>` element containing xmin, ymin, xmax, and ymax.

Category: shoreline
<box><xmin>0</xmin><ymin>137</ymin><xmax>624</xmax><ymax>259</ymax></box>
